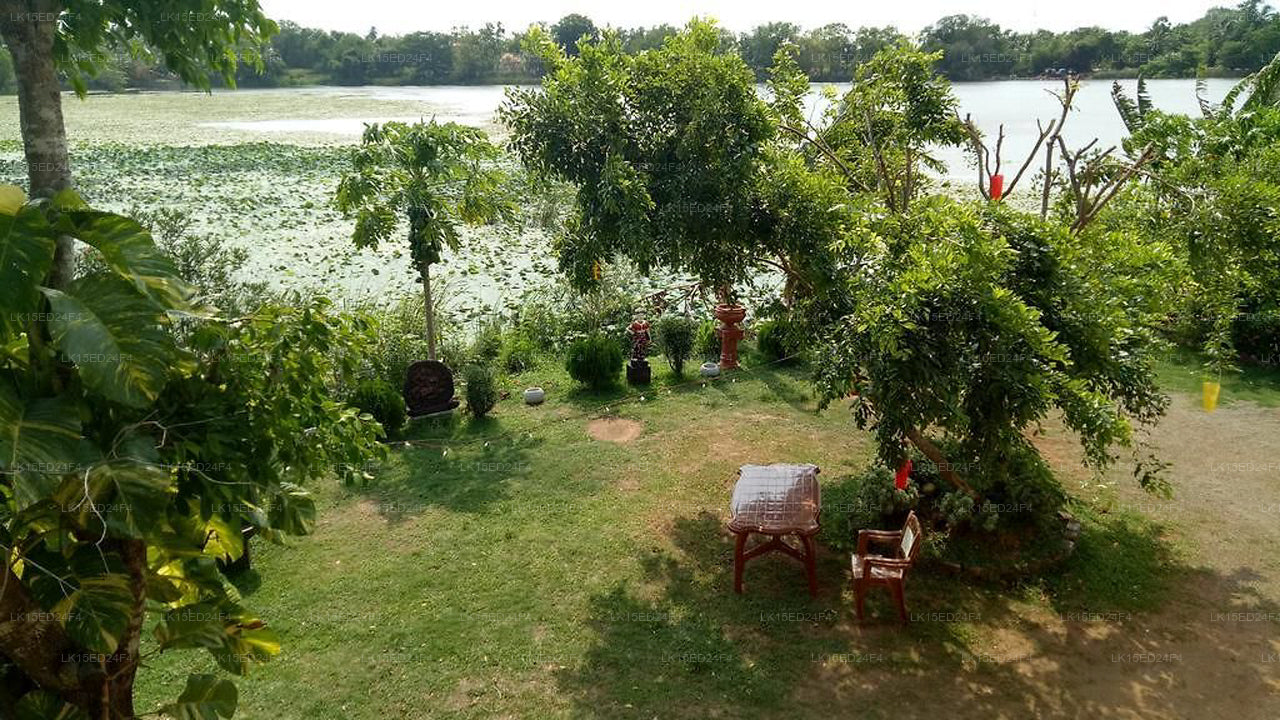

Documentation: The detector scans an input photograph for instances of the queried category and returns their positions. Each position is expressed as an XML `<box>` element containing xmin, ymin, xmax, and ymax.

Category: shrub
<box><xmin>471</xmin><ymin>317</ymin><xmax>505</xmax><ymax>362</ymax></box>
<box><xmin>566</xmin><ymin>333</ymin><xmax>623</xmax><ymax>390</ymax></box>
<box><xmin>351</xmin><ymin>379</ymin><xmax>408</xmax><ymax>439</ymax></box>
<box><xmin>464</xmin><ymin>364</ymin><xmax>500</xmax><ymax>417</ymax></box>
<box><xmin>695</xmin><ymin>319</ymin><xmax>721</xmax><ymax>360</ymax></box>
<box><xmin>361</xmin><ymin>295</ymin><xmax>433</xmax><ymax>389</ymax></box>
<box><xmin>755</xmin><ymin>320</ymin><xmax>785</xmax><ymax>361</ymax></box>
<box><xmin>653</xmin><ymin>316</ymin><xmax>697</xmax><ymax>375</ymax></box>
<box><xmin>820</xmin><ymin>467</ymin><xmax>919</xmax><ymax>554</ymax></box>
<box><xmin>499</xmin><ymin>331</ymin><xmax>538</xmax><ymax>374</ymax></box>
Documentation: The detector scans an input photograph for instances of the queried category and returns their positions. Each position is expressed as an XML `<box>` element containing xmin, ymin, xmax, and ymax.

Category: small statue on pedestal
<box><xmin>626</xmin><ymin>319</ymin><xmax>652</xmax><ymax>385</ymax></box>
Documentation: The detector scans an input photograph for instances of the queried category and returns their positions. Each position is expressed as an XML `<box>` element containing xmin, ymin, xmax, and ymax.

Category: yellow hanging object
<box><xmin>0</xmin><ymin>184</ymin><xmax>27</xmax><ymax>216</ymax></box>
<box><xmin>1202</xmin><ymin>379</ymin><xmax>1221</xmax><ymax>413</ymax></box>
<box><xmin>592</xmin><ymin>260</ymin><xmax>602</xmax><ymax>281</ymax></box>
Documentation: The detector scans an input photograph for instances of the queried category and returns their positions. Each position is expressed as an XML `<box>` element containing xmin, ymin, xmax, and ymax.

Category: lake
<box><xmin>159</xmin><ymin>78</ymin><xmax>1230</xmax><ymax>178</ymax></box>
<box><xmin>0</xmin><ymin>78</ymin><xmax>1234</xmax><ymax>315</ymax></box>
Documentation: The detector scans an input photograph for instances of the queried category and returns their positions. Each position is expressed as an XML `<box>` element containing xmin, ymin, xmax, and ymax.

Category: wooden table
<box><xmin>729</xmin><ymin>464</ymin><xmax>821</xmax><ymax>597</ymax></box>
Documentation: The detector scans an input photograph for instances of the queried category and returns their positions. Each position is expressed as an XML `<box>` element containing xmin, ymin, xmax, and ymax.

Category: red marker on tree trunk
<box><xmin>990</xmin><ymin>173</ymin><xmax>1005</xmax><ymax>202</ymax></box>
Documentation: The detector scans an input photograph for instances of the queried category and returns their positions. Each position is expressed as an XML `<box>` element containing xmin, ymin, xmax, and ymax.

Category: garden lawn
<box><xmin>135</xmin><ymin>350</ymin><xmax>1280</xmax><ymax>719</ymax></box>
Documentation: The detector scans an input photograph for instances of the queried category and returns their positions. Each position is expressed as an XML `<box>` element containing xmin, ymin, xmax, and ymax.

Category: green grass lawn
<box><xmin>134</xmin><ymin>348</ymin><xmax>1280</xmax><ymax>719</ymax></box>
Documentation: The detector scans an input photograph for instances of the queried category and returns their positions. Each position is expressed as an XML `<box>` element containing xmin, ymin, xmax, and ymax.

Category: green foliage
<box><xmin>803</xmin><ymin>43</ymin><xmax>967</xmax><ymax>211</ymax></box>
<box><xmin>819</xmin><ymin>467</ymin><xmax>918</xmax><ymax>554</ymax></box>
<box><xmin>502</xmin><ymin>20</ymin><xmax>776</xmax><ymax>293</ymax></box>
<box><xmin>1111</xmin><ymin>82</ymin><xmax>1280</xmax><ymax>371</ymax></box>
<box><xmin>565</xmin><ymin>333</ymin><xmax>624</xmax><ymax>390</ymax></box>
<box><xmin>470</xmin><ymin>316</ymin><xmax>506</xmax><ymax>362</ymax></box>
<box><xmin>754</xmin><ymin>318</ymin><xmax>802</xmax><ymax>362</ymax></box>
<box><xmin>52</xmin><ymin>1</ymin><xmax>278</xmax><ymax>95</ymax></box>
<box><xmin>809</xmin><ymin>196</ymin><xmax>1169</xmax><ymax>500</ymax></box>
<box><xmin>359</xmin><ymin>295</ymin><xmax>433</xmax><ymax>388</ymax></box>
<box><xmin>464</xmin><ymin>364</ymin><xmax>500</xmax><ymax>417</ymax></box>
<box><xmin>0</xmin><ymin>193</ymin><xmax>384</xmax><ymax>716</ymax></box>
<box><xmin>49</xmin><ymin>8</ymin><xmax>1280</xmax><ymax>93</ymax></box>
<box><xmin>498</xmin><ymin>331</ymin><xmax>538</xmax><ymax>374</ymax></box>
<box><xmin>350</xmin><ymin>379</ymin><xmax>408</xmax><ymax>438</ymax></box>
<box><xmin>694</xmin><ymin>319</ymin><xmax>721</xmax><ymax>360</ymax></box>
<box><xmin>513</xmin><ymin>275</ymin><xmax>640</xmax><ymax>352</ymax></box>
<box><xmin>335</xmin><ymin>120</ymin><xmax>514</xmax><ymax>358</ymax></box>
<box><xmin>652</xmin><ymin>316</ymin><xmax>697</xmax><ymax>376</ymax></box>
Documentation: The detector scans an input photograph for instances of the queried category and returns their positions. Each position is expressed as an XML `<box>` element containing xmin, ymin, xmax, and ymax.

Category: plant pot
<box><xmin>626</xmin><ymin>359</ymin><xmax>651</xmax><ymax>385</ymax></box>
<box><xmin>524</xmin><ymin>387</ymin><xmax>545</xmax><ymax>405</ymax></box>
<box><xmin>700</xmin><ymin>362</ymin><xmax>721</xmax><ymax>377</ymax></box>
<box><xmin>713</xmin><ymin>303</ymin><xmax>746</xmax><ymax>370</ymax></box>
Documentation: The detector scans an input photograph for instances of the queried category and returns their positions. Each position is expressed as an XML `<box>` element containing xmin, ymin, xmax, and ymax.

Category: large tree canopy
<box><xmin>501</xmin><ymin>20</ymin><xmax>776</xmax><ymax>295</ymax></box>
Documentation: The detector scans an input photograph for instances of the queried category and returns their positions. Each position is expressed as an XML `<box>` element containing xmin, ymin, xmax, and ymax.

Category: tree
<box><xmin>501</xmin><ymin>21</ymin><xmax>776</xmax><ymax>298</ymax></box>
<box><xmin>921</xmin><ymin>14</ymin><xmax>1016</xmax><ymax>80</ymax></box>
<box><xmin>335</xmin><ymin>121</ymin><xmax>513</xmax><ymax>361</ymax></box>
<box><xmin>787</xmin><ymin>44</ymin><xmax>1170</xmax><ymax>507</ymax></box>
<box><xmin>0</xmin><ymin>189</ymin><xmax>383</xmax><ymax>717</ymax></box>
<box><xmin>0</xmin><ymin>1</ymin><xmax>276</xmax><ymax>289</ymax></box>
<box><xmin>806</xmin><ymin>199</ymin><xmax>1169</xmax><ymax>501</ymax></box>
<box><xmin>782</xmin><ymin>44</ymin><xmax>966</xmax><ymax>213</ymax></box>
<box><xmin>738</xmin><ymin>21</ymin><xmax>799</xmax><ymax>78</ymax></box>
<box><xmin>1111</xmin><ymin>53</ymin><xmax>1280</xmax><ymax>369</ymax></box>
<box><xmin>550</xmin><ymin>13</ymin><xmax>597</xmax><ymax>56</ymax></box>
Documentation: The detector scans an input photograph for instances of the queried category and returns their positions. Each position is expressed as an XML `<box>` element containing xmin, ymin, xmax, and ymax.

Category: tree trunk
<box><xmin>0</xmin><ymin>564</ymin><xmax>80</xmax><ymax>699</ymax></box>
<box><xmin>83</xmin><ymin>539</ymin><xmax>147</xmax><ymax>719</ymax></box>
<box><xmin>905</xmin><ymin>427</ymin><xmax>980</xmax><ymax>500</ymax></box>
<box><xmin>0</xmin><ymin>0</ymin><xmax>75</xmax><ymax>288</ymax></box>
<box><xmin>421</xmin><ymin>262</ymin><xmax>437</xmax><ymax>361</ymax></box>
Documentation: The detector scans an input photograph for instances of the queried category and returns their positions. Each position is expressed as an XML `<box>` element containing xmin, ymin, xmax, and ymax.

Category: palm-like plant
<box><xmin>335</xmin><ymin>121</ymin><xmax>513</xmax><ymax>360</ymax></box>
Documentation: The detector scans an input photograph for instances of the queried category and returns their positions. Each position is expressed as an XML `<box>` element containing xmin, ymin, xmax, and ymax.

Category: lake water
<box><xmin>0</xmin><ymin>78</ymin><xmax>1235</xmax><ymax>313</ymax></box>
<box><xmin>196</xmin><ymin>78</ymin><xmax>1233</xmax><ymax>181</ymax></box>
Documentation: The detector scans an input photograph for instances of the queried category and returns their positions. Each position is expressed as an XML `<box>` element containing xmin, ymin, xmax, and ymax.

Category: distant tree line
<box><xmin>1</xmin><ymin>2</ymin><xmax>1278</xmax><ymax>93</ymax></box>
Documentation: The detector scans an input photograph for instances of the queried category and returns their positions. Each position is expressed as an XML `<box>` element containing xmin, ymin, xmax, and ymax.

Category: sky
<box><xmin>258</xmin><ymin>0</ymin><xmax>1231</xmax><ymax>36</ymax></box>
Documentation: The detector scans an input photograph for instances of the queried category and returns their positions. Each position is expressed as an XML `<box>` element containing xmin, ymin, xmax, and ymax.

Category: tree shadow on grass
<box><xmin>745</xmin><ymin>363</ymin><xmax>818</xmax><ymax>415</ymax></box>
<box><xmin>357</xmin><ymin>417</ymin><xmax>543</xmax><ymax>521</ymax></box>
<box><xmin>556</xmin><ymin>508</ymin><xmax>1280</xmax><ymax>719</ymax></box>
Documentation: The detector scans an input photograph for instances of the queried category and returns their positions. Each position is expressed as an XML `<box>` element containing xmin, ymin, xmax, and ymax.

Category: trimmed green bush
<box><xmin>653</xmin><ymin>316</ymin><xmax>697</xmax><ymax>376</ymax></box>
<box><xmin>566</xmin><ymin>333</ymin><xmax>623</xmax><ymax>390</ymax></box>
<box><xmin>351</xmin><ymin>379</ymin><xmax>407</xmax><ymax>438</ymax></box>
<box><xmin>464</xmin><ymin>364</ymin><xmax>499</xmax><ymax>418</ymax></box>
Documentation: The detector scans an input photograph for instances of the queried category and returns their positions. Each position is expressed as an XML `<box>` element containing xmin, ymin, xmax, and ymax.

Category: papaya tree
<box><xmin>335</xmin><ymin>120</ymin><xmax>513</xmax><ymax>361</ymax></box>
<box><xmin>0</xmin><ymin>0</ymin><xmax>277</xmax><ymax>288</ymax></box>
<box><xmin>0</xmin><ymin>188</ymin><xmax>383</xmax><ymax>717</ymax></box>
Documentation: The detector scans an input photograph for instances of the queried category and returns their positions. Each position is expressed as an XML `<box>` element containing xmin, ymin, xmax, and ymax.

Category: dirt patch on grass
<box><xmin>587</xmin><ymin>417</ymin><xmax>644</xmax><ymax>444</ymax></box>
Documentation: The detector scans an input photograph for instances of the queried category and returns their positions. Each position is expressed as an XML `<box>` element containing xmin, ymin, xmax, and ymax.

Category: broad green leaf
<box><xmin>155</xmin><ymin>602</ymin><xmax>234</xmax><ymax>651</ymax></box>
<box><xmin>0</xmin><ymin>184</ymin><xmax>26</xmax><ymax>215</ymax></box>
<box><xmin>14</xmin><ymin>690</ymin><xmax>90</xmax><ymax>720</ymax></box>
<box><xmin>267</xmin><ymin>482</ymin><xmax>315</xmax><ymax>536</ymax></box>
<box><xmin>50</xmin><ymin>188</ymin><xmax>89</xmax><ymax>212</ymax></box>
<box><xmin>53</xmin><ymin>459</ymin><xmax>174</xmax><ymax>538</ymax></box>
<box><xmin>162</xmin><ymin>674</ymin><xmax>238</xmax><ymax>720</ymax></box>
<box><xmin>52</xmin><ymin>573</ymin><xmax>134</xmax><ymax>654</ymax></box>
<box><xmin>41</xmin><ymin>273</ymin><xmax>176</xmax><ymax>408</ymax></box>
<box><xmin>0</xmin><ymin>205</ymin><xmax>56</xmax><ymax>338</ymax></box>
<box><xmin>0</xmin><ymin>384</ymin><xmax>82</xmax><ymax>510</ymax></box>
<box><xmin>64</xmin><ymin>210</ymin><xmax>194</xmax><ymax>312</ymax></box>
<box><xmin>202</xmin><ymin>513</ymin><xmax>246</xmax><ymax>561</ymax></box>
<box><xmin>214</xmin><ymin>617</ymin><xmax>280</xmax><ymax>676</ymax></box>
